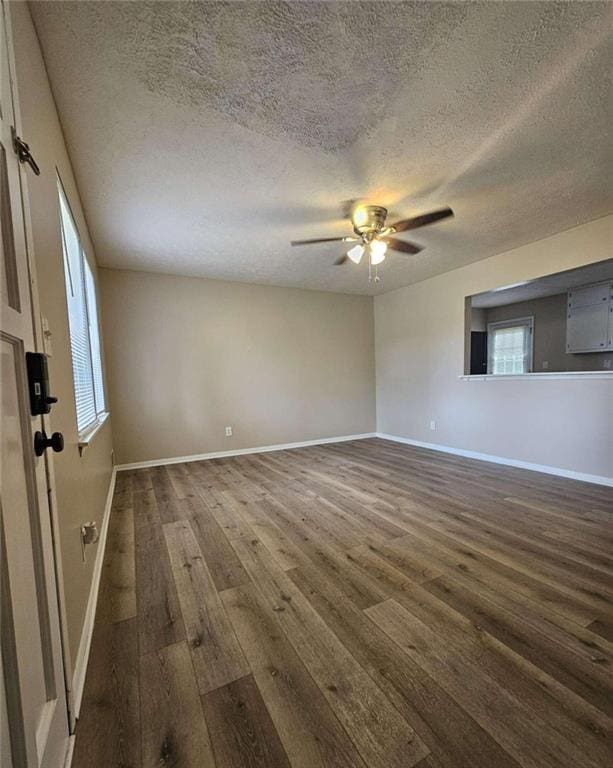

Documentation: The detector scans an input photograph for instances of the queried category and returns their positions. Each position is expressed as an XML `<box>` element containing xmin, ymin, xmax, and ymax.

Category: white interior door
<box><xmin>1</xmin><ymin>3</ymin><xmax>69</xmax><ymax>767</ymax></box>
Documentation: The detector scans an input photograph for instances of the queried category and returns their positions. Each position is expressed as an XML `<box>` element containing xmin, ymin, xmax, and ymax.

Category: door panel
<box><xmin>1</xmin><ymin>2</ymin><xmax>69</xmax><ymax>767</ymax></box>
<box><xmin>1</xmin><ymin>336</ymin><xmax>49</xmax><ymax>759</ymax></box>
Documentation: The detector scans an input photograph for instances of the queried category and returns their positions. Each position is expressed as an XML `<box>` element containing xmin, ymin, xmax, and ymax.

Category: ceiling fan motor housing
<box><xmin>353</xmin><ymin>205</ymin><xmax>388</xmax><ymax>235</ymax></box>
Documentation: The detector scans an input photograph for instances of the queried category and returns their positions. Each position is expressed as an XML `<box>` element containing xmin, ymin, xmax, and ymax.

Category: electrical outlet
<box><xmin>542</xmin><ymin>361</ymin><xmax>549</xmax><ymax>369</ymax></box>
<box><xmin>429</xmin><ymin>420</ymin><xmax>436</xmax><ymax>431</ymax></box>
<box><xmin>225</xmin><ymin>426</ymin><xmax>233</xmax><ymax>437</ymax></box>
<box><xmin>80</xmin><ymin>521</ymin><xmax>99</xmax><ymax>562</ymax></box>
<box><xmin>604</xmin><ymin>359</ymin><xmax>611</xmax><ymax>370</ymax></box>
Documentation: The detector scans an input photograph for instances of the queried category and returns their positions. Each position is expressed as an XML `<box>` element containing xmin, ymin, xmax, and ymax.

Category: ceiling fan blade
<box><xmin>384</xmin><ymin>238</ymin><xmax>423</xmax><ymax>255</ymax></box>
<box><xmin>291</xmin><ymin>236</ymin><xmax>352</xmax><ymax>246</ymax></box>
<box><xmin>390</xmin><ymin>207</ymin><xmax>453</xmax><ymax>233</ymax></box>
<box><xmin>334</xmin><ymin>254</ymin><xmax>348</xmax><ymax>266</ymax></box>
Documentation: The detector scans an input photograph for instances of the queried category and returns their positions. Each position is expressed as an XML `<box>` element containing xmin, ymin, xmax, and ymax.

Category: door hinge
<box><xmin>12</xmin><ymin>126</ymin><xmax>40</xmax><ymax>175</ymax></box>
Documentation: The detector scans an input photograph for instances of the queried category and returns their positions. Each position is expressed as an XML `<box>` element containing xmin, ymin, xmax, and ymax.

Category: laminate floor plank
<box><xmin>190</xmin><ymin>479</ymin><xmax>253</xmax><ymax>540</ymax></box>
<box><xmin>366</xmin><ymin>599</ymin><xmax>606</xmax><ymax>768</ymax></box>
<box><xmin>150</xmin><ymin>465</ymin><xmax>185</xmax><ymax>523</ymax></box>
<box><xmin>422</xmin><ymin>492</ymin><xmax>613</xmax><ymax>576</ymax></box>
<box><xmin>125</xmin><ymin>467</ymin><xmax>153</xmax><ymax>494</ymax></box>
<box><xmin>264</xmin><ymin>461</ymin><xmax>406</xmax><ymax>546</ymax></box>
<box><xmin>231</xmin><ymin>495</ymin><xmax>311</xmax><ymax>571</ymax></box>
<box><xmin>333</xmin><ymin>439</ymin><xmax>613</xmax><ymax>522</ymax></box>
<box><xmin>381</xmin><ymin>581</ymin><xmax>613</xmax><ymax>764</ymax></box>
<box><xmin>185</xmin><ymin>496</ymin><xmax>251</xmax><ymax>591</ymax></box>
<box><xmin>373</xmin><ymin>511</ymin><xmax>603</xmax><ymax>628</ymax></box>
<box><xmin>166</xmin><ymin>461</ymin><xmax>200</xmax><ymax>500</ymax></box>
<box><xmin>423</xmin><ymin>574</ymin><xmax>613</xmax><ymax>715</ymax></box>
<box><xmin>503</xmin><ymin>496</ymin><xmax>613</xmax><ymax>535</ymax></box>
<box><xmin>420</xmin><ymin>578</ymin><xmax>613</xmax><ymax>753</ymax></box>
<box><xmin>588</xmin><ymin>617</ymin><xmax>613</xmax><ymax>642</ymax></box>
<box><xmin>103</xmin><ymin>499</ymin><xmax>137</xmax><ymax>623</ymax></box>
<box><xmin>404</xmin><ymin>498</ymin><xmax>613</xmax><ymax>601</ymax></box>
<box><xmin>202</xmin><ymin>674</ymin><xmax>292</xmax><ymax>768</ymax></box>
<box><xmin>72</xmin><ymin>617</ymin><xmax>140</xmax><ymax>768</ymax></box>
<box><xmin>222</xmin><ymin>582</ymin><xmax>368</xmax><ymax>768</ymax></box>
<box><xmin>397</xmin><ymin>506</ymin><xmax>613</xmax><ymax>620</ymax></box>
<box><xmin>261</xmin><ymin>482</ymin><xmax>365</xmax><ymax>551</ymax></box>
<box><xmin>539</xmin><ymin>528</ymin><xmax>613</xmax><ymax>574</ymax></box>
<box><xmin>71</xmin><ymin>438</ymin><xmax>613</xmax><ymax>768</ymax></box>
<box><xmin>163</xmin><ymin>519</ymin><xmax>250</xmax><ymax>694</ymax></box>
<box><xmin>134</xmin><ymin>489</ymin><xmax>185</xmax><ymax>654</ymax></box>
<box><xmin>252</xmin><ymin>492</ymin><xmax>389</xmax><ymax>609</ymax></box>
<box><xmin>140</xmin><ymin>641</ymin><xmax>216</xmax><ymax>767</ymax></box>
<box><xmin>231</xmin><ymin>535</ymin><xmax>430</xmax><ymax>768</ymax></box>
<box><xmin>288</xmin><ymin>563</ymin><xmax>524</xmax><ymax>768</ymax></box>
<box><xmin>112</xmin><ymin>469</ymin><xmax>134</xmax><ymax>510</ymax></box>
<box><xmin>358</xmin><ymin>533</ymin><xmax>613</xmax><ymax>663</ymax></box>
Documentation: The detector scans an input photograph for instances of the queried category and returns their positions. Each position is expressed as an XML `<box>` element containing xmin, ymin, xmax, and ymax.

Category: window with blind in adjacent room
<box><xmin>487</xmin><ymin>317</ymin><xmax>534</xmax><ymax>375</ymax></box>
<box><xmin>58</xmin><ymin>178</ymin><xmax>106</xmax><ymax>436</ymax></box>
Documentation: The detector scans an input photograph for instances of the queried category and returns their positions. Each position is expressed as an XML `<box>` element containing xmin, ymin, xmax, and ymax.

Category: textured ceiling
<box><xmin>472</xmin><ymin>258</ymin><xmax>613</xmax><ymax>308</ymax></box>
<box><xmin>30</xmin><ymin>1</ymin><xmax>613</xmax><ymax>295</ymax></box>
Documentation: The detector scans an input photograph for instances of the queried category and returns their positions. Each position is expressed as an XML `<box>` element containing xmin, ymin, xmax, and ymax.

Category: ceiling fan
<box><xmin>291</xmin><ymin>204</ymin><xmax>453</xmax><ymax>281</ymax></box>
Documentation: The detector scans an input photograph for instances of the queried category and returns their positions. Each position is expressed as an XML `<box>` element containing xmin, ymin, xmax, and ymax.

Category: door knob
<box><xmin>34</xmin><ymin>430</ymin><xmax>64</xmax><ymax>457</ymax></box>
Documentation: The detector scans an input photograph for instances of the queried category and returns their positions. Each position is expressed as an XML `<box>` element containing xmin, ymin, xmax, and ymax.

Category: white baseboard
<box><xmin>115</xmin><ymin>433</ymin><xmax>377</xmax><ymax>471</ymax></box>
<box><xmin>70</xmin><ymin>467</ymin><xmax>117</xmax><ymax>719</ymax></box>
<box><xmin>376</xmin><ymin>432</ymin><xmax>613</xmax><ymax>488</ymax></box>
<box><xmin>62</xmin><ymin>734</ymin><xmax>75</xmax><ymax>768</ymax></box>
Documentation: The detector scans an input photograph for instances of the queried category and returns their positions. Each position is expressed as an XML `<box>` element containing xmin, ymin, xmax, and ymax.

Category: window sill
<box><xmin>78</xmin><ymin>412</ymin><xmax>109</xmax><ymax>454</ymax></box>
<box><xmin>460</xmin><ymin>372</ymin><xmax>613</xmax><ymax>381</ymax></box>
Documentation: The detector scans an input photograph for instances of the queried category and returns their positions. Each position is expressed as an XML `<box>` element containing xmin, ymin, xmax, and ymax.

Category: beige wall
<box><xmin>484</xmin><ymin>293</ymin><xmax>613</xmax><ymax>373</ymax></box>
<box><xmin>11</xmin><ymin>5</ymin><xmax>114</xmax><ymax>670</ymax></box>
<box><xmin>100</xmin><ymin>268</ymin><xmax>376</xmax><ymax>465</ymax></box>
<box><xmin>375</xmin><ymin>215</ymin><xmax>613</xmax><ymax>479</ymax></box>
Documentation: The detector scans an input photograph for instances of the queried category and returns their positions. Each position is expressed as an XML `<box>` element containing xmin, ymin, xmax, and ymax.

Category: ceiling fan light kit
<box><xmin>347</xmin><ymin>243</ymin><xmax>365</xmax><ymax>264</ymax></box>
<box><xmin>290</xmin><ymin>203</ymin><xmax>454</xmax><ymax>283</ymax></box>
<box><xmin>369</xmin><ymin>239</ymin><xmax>388</xmax><ymax>265</ymax></box>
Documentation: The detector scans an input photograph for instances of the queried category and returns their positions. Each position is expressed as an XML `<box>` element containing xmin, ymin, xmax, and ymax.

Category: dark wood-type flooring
<box><xmin>72</xmin><ymin>437</ymin><xmax>613</xmax><ymax>768</ymax></box>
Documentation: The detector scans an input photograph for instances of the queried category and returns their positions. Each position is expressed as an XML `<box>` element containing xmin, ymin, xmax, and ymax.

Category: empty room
<box><xmin>1</xmin><ymin>2</ymin><xmax>612</xmax><ymax>767</ymax></box>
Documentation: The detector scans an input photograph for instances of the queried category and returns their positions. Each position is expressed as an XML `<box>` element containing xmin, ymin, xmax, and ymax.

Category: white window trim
<box><xmin>78</xmin><ymin>411</ymin><xmax>109</xmax><ymax>453</ymax></box>
<box><xmin>57</xmin><ymin>174</ymin><xmax>108</xmax><ymax>445</ymax></box>
<box><xmin>487</xmin><ymin>316</ymin><xmax>534</xmax><ymax>375</ymax></box>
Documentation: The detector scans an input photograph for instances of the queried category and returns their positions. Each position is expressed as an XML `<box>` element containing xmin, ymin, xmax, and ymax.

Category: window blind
<box><xmin>58</xmin><ymin>182</ymin><xmax>106</xmax><ymax>434</ymax></box>
<box><xmin>84</xmin><ymin>258</ymin><xmax>106</xmax><ymax>415</ymax></box>
<box><xmin>491</xmin><ymin>326</ymin><xmax>526</xmax><ymax>374</ymax></box>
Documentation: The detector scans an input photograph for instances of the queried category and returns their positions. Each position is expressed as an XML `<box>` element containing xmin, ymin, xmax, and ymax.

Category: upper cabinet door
<box><xmin>567</xmin><ymin>302</ymin><xmax>610</xmax><ymax>352</ymax></box>
<box><xmin>568</xmin><ymin>281</ymin><xmax>610</xmax><ymax>309</ymax></box>
<box><xmin>566</xmin><ymin>280</ymin><xmax>613</xmax><ymax>353</ymax></box>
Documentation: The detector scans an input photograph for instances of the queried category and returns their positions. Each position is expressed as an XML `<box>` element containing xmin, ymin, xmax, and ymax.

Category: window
<box><xmin>58</xmin><ymin>179</ymin><xmax>106</xmax><ymax>435</ymax></box>
<box><xmin>487</xmin><ymin>317</ymin><xmax>533</xmax><ymax>375</ymax></box>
